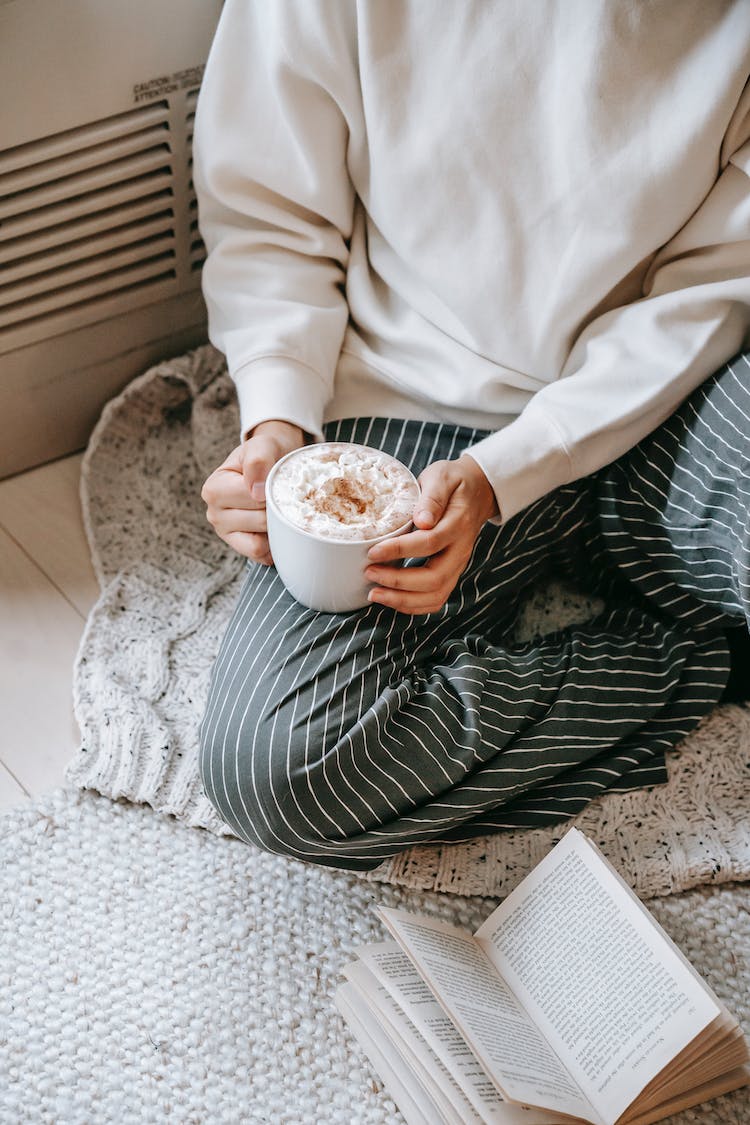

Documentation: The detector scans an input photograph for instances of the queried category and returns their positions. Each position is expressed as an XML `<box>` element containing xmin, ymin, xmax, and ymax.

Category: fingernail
<box><xmin>251</xmin><ymin>482</ymin><xmax>265</xmax><ymax>501</ymax></box>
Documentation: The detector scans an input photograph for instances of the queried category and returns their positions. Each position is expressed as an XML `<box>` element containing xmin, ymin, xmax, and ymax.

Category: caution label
<box><xmin>133</xmin><ymin>64</ymin><xmax>205</xmax><ymax>104</ymax></box>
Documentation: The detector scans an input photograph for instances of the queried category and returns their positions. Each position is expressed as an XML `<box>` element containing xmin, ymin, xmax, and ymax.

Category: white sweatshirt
<box><xmin>193</xmin><ymin>0</ymin><xmax>750</xmax><ymax>522</ymax></box>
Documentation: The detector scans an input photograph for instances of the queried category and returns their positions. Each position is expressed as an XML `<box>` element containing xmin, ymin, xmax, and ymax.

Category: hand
<box><xmin>201</xmin><ymin>420</ymin><xmax>305</xmax><ymax>563</ymax></box>
<box><xmin>365</xmin><ymin>454</ymin><xmax>499</xmax><ymax>615</ymax></box>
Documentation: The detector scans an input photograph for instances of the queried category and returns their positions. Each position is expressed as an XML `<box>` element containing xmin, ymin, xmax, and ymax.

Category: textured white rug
<box><xmin>1</xmin><ymin>785</ymin><xmax>748</xmax><ymax>1124</ymax></box>
<box><xmin>65</xmin><ymin>345</ymin><xmax>750</xmax><ymax>900</ymax></box>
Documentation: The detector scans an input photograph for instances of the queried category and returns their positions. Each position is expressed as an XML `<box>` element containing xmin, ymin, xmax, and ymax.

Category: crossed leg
<box><xmin>595</xmin><ymin>351</ymin><xmax>750</xmax><ymax>634</ymax></box>
<box><xmin>199</xmin><ymin>413</ymin><xmax>731</xmax><ymax>871</ymax></box>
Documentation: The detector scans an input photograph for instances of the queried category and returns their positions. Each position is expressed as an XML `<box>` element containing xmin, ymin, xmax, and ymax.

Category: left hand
<box><xmin>365</xmin><ymin>454</ymin><xmax>500</xmax><ymax>615</ymax></box>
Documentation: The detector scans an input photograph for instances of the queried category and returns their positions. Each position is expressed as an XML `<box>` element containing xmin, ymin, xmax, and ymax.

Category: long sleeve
<box><xmin>193</xmin><ymin>0</ymin><xmax>357</xmax><ymax>440</ymax></box>
<box><xmin>466</xmin><ymin>87</ymin><xmax>750</xmax><ymax>523</ymax></box>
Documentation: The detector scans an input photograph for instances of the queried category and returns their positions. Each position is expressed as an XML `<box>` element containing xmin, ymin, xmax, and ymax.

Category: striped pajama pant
<box><xmin>199</xmin><ymin>353</ymin><xmax>750</xmax><ymax>870</ymax></box>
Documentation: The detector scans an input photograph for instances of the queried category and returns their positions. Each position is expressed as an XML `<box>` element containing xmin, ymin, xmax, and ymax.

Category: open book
<box><xmin>336</xmin><ymin>828</ymin><xmax>749</xmax><ymax>1125</ymax></box>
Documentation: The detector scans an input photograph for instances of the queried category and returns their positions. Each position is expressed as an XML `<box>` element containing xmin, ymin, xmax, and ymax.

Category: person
<box><xmin>192</xmin><ymin>0</ymin><xmax>750</xmax><ymax>870</ymax></box>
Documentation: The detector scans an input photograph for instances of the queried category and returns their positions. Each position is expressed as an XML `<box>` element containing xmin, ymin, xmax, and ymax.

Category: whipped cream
<box><xmin>271</xmin><ymin>443</ymin><xmax>418</xmax><ymax>541</ymax></box>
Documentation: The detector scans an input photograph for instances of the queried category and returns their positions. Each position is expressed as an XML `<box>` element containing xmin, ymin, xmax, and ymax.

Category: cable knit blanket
<box><xmin>66</xmin><ymin>345</ymin><xmax>750</xmax><ymax>900</ymax></box>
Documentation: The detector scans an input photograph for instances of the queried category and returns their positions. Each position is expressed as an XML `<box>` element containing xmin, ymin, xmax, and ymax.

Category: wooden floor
<box><xmin>0</xmin><ymin>453</ymin><xmax>99</xmax><ymax>812</ymax></box>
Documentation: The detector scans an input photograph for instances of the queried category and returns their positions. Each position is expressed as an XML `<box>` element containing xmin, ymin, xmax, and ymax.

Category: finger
<box><xmin>365</xmin><ymin>563</ymin><xmax>434</xmax><ymax>594</ymax></box>
<box><xmin>240</xmin><ymin>434</ymin><xmax>280</xmax><ymax>497</ymax></box>
<box><xmin>413</xmin><ymin>461</ymin><xmax>457</xmax><ymax>528</ymax></box>
<box><xmin>367</xmin><ymin>584</ymin><xmax>447</xmax><ymax>616</ymax></box>
<box><xmin>366</xmin><ymin>553</ymin><xmax>468</xmax><ymax>606</ymax></box>
<box><xmin>367</xmin><ymin>518</ymin><xmax>457</xmax><ymax>563</ymax></box>
<box><xmin>364</xmin><ymin>552</ymin><xmax>461</xmax><ymax>595</ymax></box>
<box><xmin>209</xmin><ymin>508</ymin><xmax>268</xmax><ymax>536</ymax></box>
<box><xmin>218</xmin><ymin>444</ymin><xmax>244</xmax><ymax>472</ymax></box>
<box><xmin>203</xmin><ymin>468</ymin><xmax>261</xmax><ymax>511</ymax></box>
<box><xmin>224</xmin><ymin>530</ymin><xmax>273</xmax><ymax>564</ymax></box>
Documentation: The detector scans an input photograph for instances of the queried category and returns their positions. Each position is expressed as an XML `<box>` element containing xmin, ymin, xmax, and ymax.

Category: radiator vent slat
<box><xmin>0</xmin><ymin>193</ymin><xmax>174</xmax><ymax>264</ymax></box>
<box><xmin>0</xmin><ymin>272</ymin><xmax>180</xmax><ymax>354</ymax></box>
<box><xmin>186</xmin><ymin>88</ymin><xmax>199</xmax><ymax>148</ymax></box>
<box><xmin>0</xmin><ymin>254</ymin><xmax>177</xmax><ymax>332</ymax></box>
<box><xmin>0</xmin><ymin>90</ymin><xmax>207</xmax><ymax>347</ymax></box>
<box><xmin>0</xmin><ymin>171</ymin><xmax>174</xmax><ymax>243</ymax></box>
<box><xmin>0</xmin><ymin>237</ymin><xmax>175</xmax><ymax>306</ymax></box>
<box><xmin>0</xmin><ymin>240</ymin><xmax>176</xmax><ymax>308</ymax></box>
<box><xmin>190</xmin><ymin>240</ymin><xmax>207</xmax><ymax>272</ymax></box>
<box><xmin>0</xmin><ymin>147</ymin><xmax>172</xmax><ymax>222</ymax></box>
<box><xmin>1</xmin><ymin>218</ymin><xmax>176</xmax><ymax>286</ymax></box>
<box><xmin>0</xmin><ymin>124</ymin><xmax>171</xmax><ymax>198</ymax></box>
<box><xmin>0</xmin><ymin>102</ymin><xmax>170</xmax><ymax>177</ymax></box>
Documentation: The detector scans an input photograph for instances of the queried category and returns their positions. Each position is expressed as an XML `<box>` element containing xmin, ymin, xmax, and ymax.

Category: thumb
<box><xmin>240</xmin><ymin>435</ymin><xmax>279</xmax><ymax>502</ymax></box>
<box><xmin>414</xmin><ymin>461</ymin><xmax>455</xmax><ymax>529</ymax></box>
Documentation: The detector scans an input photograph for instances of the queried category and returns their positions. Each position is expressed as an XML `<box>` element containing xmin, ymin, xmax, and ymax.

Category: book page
<box><xmin>359</xmin><ymin>942</ymin><xmax>574</xmax><ymax>1125</ymax></box>
<box><xmin>475</xmin><ymin>829</ymin><xmax>720</xmax><ymax>1125</ymax></box>
<box><xmin>378</xmin><ymin>906</ymin><xmax>598</xmax><ymax>1123</ymax></box>
<box><xmin>634</xmin><ymin>1019</ymin><xmax>745</xmax><ymax>1114</ymax></box>
<box><xmin>622</xmin><ymin>1064</ymin><xmax>750</xmax><ymax>1125</ymax></box>
<box><xmin>344</xmin><ymin>959</ymin><xmax>481</xmax><ymax>1125</ymax></box>
<box><xmin>335</xmin><ymin>982</ymin><xmax>439</xmax><ymax>1125</ymax></box>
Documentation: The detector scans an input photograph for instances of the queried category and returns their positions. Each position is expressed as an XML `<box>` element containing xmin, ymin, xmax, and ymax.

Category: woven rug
<box><xmin>65</xmin><ymin>344</ymin><xmax>750</xmax><ymax>901</ymax></box>
<box><xmin>1</xmin><ymin>785</ymin><xmax>748</xmax><ymax>1124</ymax></box>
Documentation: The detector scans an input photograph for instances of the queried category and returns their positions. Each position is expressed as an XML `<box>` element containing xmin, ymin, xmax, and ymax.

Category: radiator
<box><xmin>0</xmin><ymin>0</ymin><xmax>224</xmax><ymax>477</ymax></box>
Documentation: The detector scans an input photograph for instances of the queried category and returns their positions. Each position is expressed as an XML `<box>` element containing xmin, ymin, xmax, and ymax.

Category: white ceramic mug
<box><xmin>265</xmin><ymin>444</ymin><xmax>419</xmax><ymax>613</ymax></box>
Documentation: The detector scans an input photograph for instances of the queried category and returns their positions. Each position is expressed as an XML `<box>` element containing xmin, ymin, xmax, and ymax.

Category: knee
<box><xmin>198</xmin><ymin>685</ymin><xmax>364</xmax><ymax>867</ymax></box>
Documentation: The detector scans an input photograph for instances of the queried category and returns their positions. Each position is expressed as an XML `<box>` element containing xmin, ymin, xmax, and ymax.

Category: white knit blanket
<box><xmin>66</xmin><ymin>346</ymin><xmax>750</xmax><ymax>900</ymax></box>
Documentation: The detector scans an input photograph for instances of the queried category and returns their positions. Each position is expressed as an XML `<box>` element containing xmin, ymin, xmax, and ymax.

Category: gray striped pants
<box><xmin>199</xmin><ymin>354</ymin><xmax>749</xmax><ymax>870</ymax></box>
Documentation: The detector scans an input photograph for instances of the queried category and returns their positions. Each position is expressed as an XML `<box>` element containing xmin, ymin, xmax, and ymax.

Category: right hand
<box><xmin>201</xmin><ymin>419</ymin><xmax>305</xmax><ymax>564</ymax></box>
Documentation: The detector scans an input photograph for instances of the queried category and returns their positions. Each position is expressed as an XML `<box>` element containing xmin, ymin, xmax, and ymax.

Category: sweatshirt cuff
<box><xmin>232</xmin><ymin>356</ymin><xmax>328</xmax><ymax>442</ymax></box>
<box><xmin>464</xmin><ymin>407</ymin><xmax>574</xmax><ymax>523</ymax></box>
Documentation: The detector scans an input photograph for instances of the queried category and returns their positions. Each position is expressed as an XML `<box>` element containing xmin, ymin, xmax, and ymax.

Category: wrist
<box><xmin>459</xmin><ymin>453</ymin><xmax>500</xmax><ymax>522</ymax></box>
<box><xmin>247</xmin><ymin>419</ymin><xmax>305</xmax><ymax>447</ymax></box>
